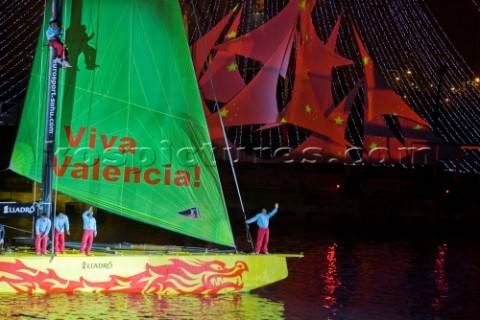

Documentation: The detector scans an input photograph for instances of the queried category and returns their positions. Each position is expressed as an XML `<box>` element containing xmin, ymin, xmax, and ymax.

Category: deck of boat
<box><xmin>0</xmin><ymin>243</ymin><xmax>302</xmax><ymax>294</ymax></box>
<box><xmin>1</xmin><ymin>247</ymin><xmax>303</xmax><ymax>258</ymax></box>
<box><xmin>2</xmin><ymin>238</ymin><xmax>303</xmax><ymax>258</ymax></box>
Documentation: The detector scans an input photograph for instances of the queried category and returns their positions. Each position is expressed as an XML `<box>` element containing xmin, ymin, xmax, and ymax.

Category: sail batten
<box><xmin>11</xmin><ymin>0</ymin><xmax>235</xmax><ymax>248</ymax></box>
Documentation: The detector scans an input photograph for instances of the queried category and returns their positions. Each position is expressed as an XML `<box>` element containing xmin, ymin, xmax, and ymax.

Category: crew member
<box><xmin>79</xmin><ymin>206</ymin><xmax>97</xmax><ymax>256</ymax></box>
<box><xmin>46</xmin><ymin>18</ymin><xmax>72</xmax><ymax>67</ymax></box>
<box><xmin>35</xmin><ymin>213</ymin><xmax>52</xmax><ymax>255</ymax></box>
<box><xmin>246</xmin><ymin>203</ymin><xmax>279</xmax><ymax>254</ymax></box>
<box><xmin>54</xmin><ymin>212</ymin><xmax>70</xmax><ymax>254</ymax></box>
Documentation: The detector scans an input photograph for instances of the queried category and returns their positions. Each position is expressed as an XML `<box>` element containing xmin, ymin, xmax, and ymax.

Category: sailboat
<box><xmin>0</xmin><ymin>0</ymin><xmax>302</xmax><ymax>294</ymax></box>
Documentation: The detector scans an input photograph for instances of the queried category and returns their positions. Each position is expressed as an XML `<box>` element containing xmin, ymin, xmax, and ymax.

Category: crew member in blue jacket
<box><xmin>35</xmin><ymin>213</ymin><xmax>52</xmax><ymax>255</ymax></box>
<box><xmin>246</xmin><ymin>203</ymin><xmax>279</xmax><ymax>254</ymax></box>
<box><xmin>79</xmin><ymin>206</ymin><xmax>97</xmax><ymax>256</ymax></box>
<box><xmin>54</xmin><ymin>212</ymin><xmax>70</xmax><ymax>254</ymax></box>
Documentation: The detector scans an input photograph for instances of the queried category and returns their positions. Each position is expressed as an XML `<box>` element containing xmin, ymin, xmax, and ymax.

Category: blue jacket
<box><xmin>82</xmin><ymin>209</ymin><xmax>97</xmax><ymax>235</ymax></box>
<box><xmin>55</xmin><ymin>214</ymin><xmax>70</xmax><ymax>233</ymax></box>
<box><xmin>46</xmin><ymin>26</ymin><xmax>63</xmax><ymax>41</ymax></box>
<box><xmin>35</xmin><ymin>217</ymin><xmax>51</xmax><ymax>235</ymax></box>
<box><xmin>246</xmin><ymin>208</ymin><xmax>278</xmax><ymax>228</ymax></box>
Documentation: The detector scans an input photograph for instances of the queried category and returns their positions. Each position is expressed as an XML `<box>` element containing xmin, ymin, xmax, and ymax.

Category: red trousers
<box><xmin>54</xmin><ymin>231</ymin><xmax>66</xmax><ymax>253</ymax></box>
<box><xmin>35</xmin><ymin>232</ymin><xmax>48</xmax><ymax>254</ymax></box>
<box><xmin>254</xmin><ymin>227</ymin><xmax>270</xmax><ymax>254</ymax></box>
<box><xmin>48</xmin><ymin>40</ymin><xmax>68</xmax><ymax>60</ymax></box>
<box><xmin>80</xmin><ymin>230</ymin><xmax>94</xmax><ymax>254</ymax></box>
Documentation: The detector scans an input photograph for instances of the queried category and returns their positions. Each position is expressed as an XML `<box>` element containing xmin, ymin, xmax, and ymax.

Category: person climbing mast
<box><xmin>46</xmin><ymin>18</ymin><xmax>72</xmax><ymax>68</ymax></box>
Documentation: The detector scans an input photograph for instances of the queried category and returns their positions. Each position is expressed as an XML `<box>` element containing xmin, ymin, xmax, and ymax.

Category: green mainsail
<box><xmin>11</xmin><ymin>0</ymin><xmax>235</xmax><ymax>247</ymax></box>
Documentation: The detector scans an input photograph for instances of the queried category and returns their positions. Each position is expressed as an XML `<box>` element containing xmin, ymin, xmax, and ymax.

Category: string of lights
<box><xmin>178</xmin><ymin>0</ymin><xmax>480</xmax><ymax>170</ymax></box>
<box><xmin>0</xmin><ymin>0</ymin><xmax>44</xmax><ymax>104</ymax></box>
<box><xmin>404</xmin><ymin>2</ymin><xmax>473</xmax><ymax>141</ymax></box>
<box><xmin>4</xmin><ymin>0</ymin><xmax>480</xmax><ymax>171</ymax></box>
<box><xmin>350</xmin><ymin>0</ymin><xmax>480</xmax><ymax>154</ymax></box>
<box><xmin>409</xmin><ymin>1</ymin><xmax>480</xmax><ymax>144</ymax></box>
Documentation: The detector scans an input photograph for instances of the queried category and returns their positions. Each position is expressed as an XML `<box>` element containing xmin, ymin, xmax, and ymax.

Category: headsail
<box><xmin>10</xmin><ymin>0</ymin><xmax>235</xmax><ymax>248</ymax></box>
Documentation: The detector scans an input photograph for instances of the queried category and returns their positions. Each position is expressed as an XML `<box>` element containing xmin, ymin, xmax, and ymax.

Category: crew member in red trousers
<box><xmin>246</xmin><ymin>203</ymin><xmax>279</xmax><ymax>254</ymax></box>
<box><xmin>79</xmin><ymin>206</ymin><xmax>97</xmax><ymax>256</ymax></box>
<box><xmin>35</xmin><ymin>213</ymin><xmax>52</xmax><ymax>255</ymax></box>
<box><xmin>54</xmin><ymin>212</ymin><xmax>70</xmax><ymax>254</ymax></box>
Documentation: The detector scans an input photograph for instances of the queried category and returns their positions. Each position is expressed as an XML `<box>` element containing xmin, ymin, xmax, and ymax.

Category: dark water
<box><xmin>269</xmin><ymin>234</ymin><xmax>480</xmax><ymax>320</ymax></box>
<box><xmin>1</xmin><ymin>214</ymin><xmax>480</xmax><ymax>319</ymax></box>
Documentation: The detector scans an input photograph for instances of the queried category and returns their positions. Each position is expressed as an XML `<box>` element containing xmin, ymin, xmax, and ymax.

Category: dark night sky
<box><xmin>426</xmin><ymin>0</ymin><xmax>480</xmax><ymax>74</ymax></box>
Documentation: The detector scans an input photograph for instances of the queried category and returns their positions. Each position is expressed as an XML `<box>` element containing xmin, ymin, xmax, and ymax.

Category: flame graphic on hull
<box><xmin>0</xmin><ymin>258</ymin><xmax>248</xmax><ymax>294</ymax></box>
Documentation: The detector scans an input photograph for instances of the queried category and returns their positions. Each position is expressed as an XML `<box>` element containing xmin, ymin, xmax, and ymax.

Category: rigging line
<box><xmin>3</xmin><ymin>224</ymin><xmax>33</xmax><ymax>234</ymax></box>
<box><xmin>189</xmin><ymin>0</ymin><xmax>249</xmax><ymax>251</ymax></box>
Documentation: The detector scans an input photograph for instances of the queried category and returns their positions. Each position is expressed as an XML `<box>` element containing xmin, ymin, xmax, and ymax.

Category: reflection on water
<box><xmin>2</xmin><ymin>233</ymin><xmax>480</xmax><ymax>319</ymax></box>
<box><xmin>433</xmin><ymin>243</ymin><xmax>448</xmax><ymax>320</ymax></box>
<box><xmin>322</xmin><ymin>243</ymin><xmax>340</xmax><ymax>319</ymax></box>
<box><xmin>0</xmin><ymin>293</ymin><xmax>284</xmax><ymax>319</ymax></box>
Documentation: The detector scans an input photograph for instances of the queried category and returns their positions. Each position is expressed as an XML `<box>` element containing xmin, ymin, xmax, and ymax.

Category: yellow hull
<box><xmin>0</xmin><ymin>250</ymin><xmax>301</xmax><ymax>294</ymax></box>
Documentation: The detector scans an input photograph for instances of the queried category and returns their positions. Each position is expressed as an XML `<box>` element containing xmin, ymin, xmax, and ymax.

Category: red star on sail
<box><xmin>396</xmin><ymin>117</ymin><xmax>441</xmax><ymax>143</ymax></box>
<box><xmin>208</xmin><ymin>30</ymin><xmax>295</xmax><ymax>128</ymax></box>
<box><xmin>304</xmin><ymin>15</ymin><xmax>354</xmax><ymax>113</ymax></box>
<box><xmin>351</xmin><ymin>23</ymin><xmax>430</xmax><ymax>126</ymax></box>
<box><xmin>325</xmin><ymin>79</ymin><xmax>362</xmax><ymax>139</ymax></box>
<box><xmin>395</xmin><ymin>117</ymin><xmax>445</xmax><ymax>163</ymax></box>
<box><xmin>190</xmin><ymin>7</ymin><xmax>236</xmax><ymax>78</ymax></box>
<box><xmin>299</xmin><ymin>0</ymin><xmax>317</xmax><ymax>45</ymax></box>
<box><xmin>199</xmin><ymin>7</ymin><xmax>246</xmax><ymax>103</ymax></box>
<box><xmin>362</xmin><ymin>100</ymin><xmax>442</xmax><ymax>163</ymax></box>
<box><xmin>289</xmin><ymin>79</ymin><xmax>362</xmax><ymax>161</ymax></box>
<box><xmin>215</xmin><ymin>0</ymin><xmax>299</xmax><ymax>77</ymax></box>
<box><xmin>283</xmin><ymin>35</ymin><xmax>350</xmax><ymax>147</ymax></box>
<box><xmin>363</xmin><ymin>118</ymin><xmax>404</xmax><ymax>163</ymax></box>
